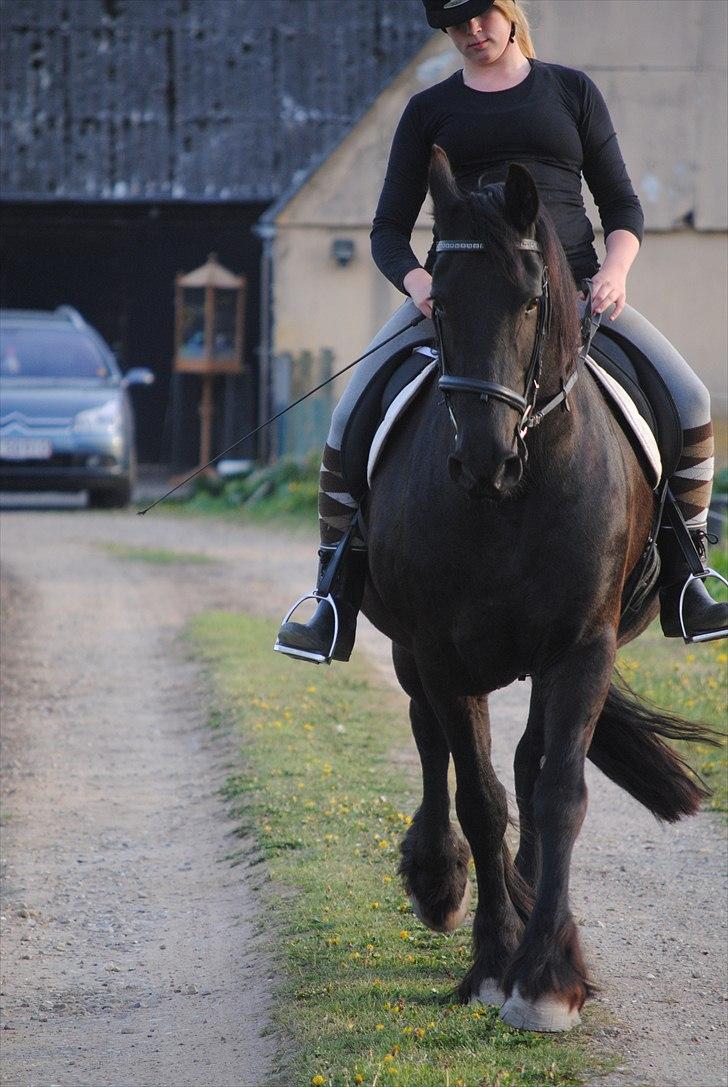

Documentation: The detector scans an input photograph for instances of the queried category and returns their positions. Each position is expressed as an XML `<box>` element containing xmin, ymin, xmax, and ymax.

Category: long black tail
<box><xmin>587</xmin><ymin>681</ymin><xmax>720</xmax><ymax>822</ymax></box>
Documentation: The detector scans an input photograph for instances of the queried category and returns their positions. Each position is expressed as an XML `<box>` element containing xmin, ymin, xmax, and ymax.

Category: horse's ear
<box><xmin>504</xmin><ymin>163</ymin><xmax>539</xmax><ymax>233</ymax></box>
<box><xmin>429</xmin><ymin>145</ymin><xmax>462</xmax><ymax>222</ymax></box>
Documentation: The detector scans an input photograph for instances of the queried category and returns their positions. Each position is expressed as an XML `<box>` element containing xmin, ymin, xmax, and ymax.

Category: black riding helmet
<box><xmin>422</xmin><ymin>0</ymin><xmax>495</xmax><ymax>30</ymax></box>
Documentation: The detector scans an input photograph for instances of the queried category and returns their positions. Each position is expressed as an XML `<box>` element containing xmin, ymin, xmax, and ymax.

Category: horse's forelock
<box><xmin>462</xmin><ymin>186</ymin><xmax>582</xmax><ymax>369</ymax></box>
<box><xmin>441</xmin><ymin>185</ymin><xmax>580</xmax><ymax>368</ymax></box>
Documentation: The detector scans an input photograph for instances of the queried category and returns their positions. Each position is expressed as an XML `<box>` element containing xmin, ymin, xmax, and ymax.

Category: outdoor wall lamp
<box><xmin>331</xmin><ymin>238</ymin><xmax>356</xmax><ymax>267</ymax></box>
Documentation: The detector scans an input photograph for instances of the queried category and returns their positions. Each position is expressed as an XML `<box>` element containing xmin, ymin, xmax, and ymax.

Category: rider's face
<box><xmin>446</xmin><ymin>9</ymin><xmax>512</xmax><ymax>63</ymax></box>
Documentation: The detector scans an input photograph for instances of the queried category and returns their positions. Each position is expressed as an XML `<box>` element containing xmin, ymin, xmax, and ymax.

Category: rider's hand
<box><xmin>403</xmin><ymin>267</ymin><xmax>434</xmax><ymax>319</ymax></box>
<box><xmin>590</xmin><ymin>261</ymin><xmax>628</xmax><ymax>321</ymax></box>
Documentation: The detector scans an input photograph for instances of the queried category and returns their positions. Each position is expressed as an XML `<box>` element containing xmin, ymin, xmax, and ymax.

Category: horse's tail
<box><xmin>587</xmin><ymin>681</ymin><xmax>719</xmax><ymax>822</ymax></box>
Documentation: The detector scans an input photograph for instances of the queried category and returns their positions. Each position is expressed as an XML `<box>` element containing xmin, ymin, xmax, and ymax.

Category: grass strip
<box><xmin>97</xmin><ymin>542</ymin><xmax>214</xmax><ymax>564</ymax></box>
<box><xmin>188</xmin><ymin>611</ymin><xmax>600</xmax><ymax>1087</ymax></box>
<box><xmin>616</xmin><ymin>545</ymin><xmax>728</xmax><ymax>813</ymax></box>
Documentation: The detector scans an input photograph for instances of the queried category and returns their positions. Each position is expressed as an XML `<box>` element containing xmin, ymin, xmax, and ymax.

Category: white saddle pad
<box><xmin>367</xmin><ymin>349</ymin><xmax>662</xmax><ymax>487</ymax></box>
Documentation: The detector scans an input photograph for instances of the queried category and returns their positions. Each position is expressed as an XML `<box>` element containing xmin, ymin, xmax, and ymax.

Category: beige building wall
<box><xmin>269</xmin><ymin>0</ymin><xmax>727</xmax><ymax>440</ymax></box>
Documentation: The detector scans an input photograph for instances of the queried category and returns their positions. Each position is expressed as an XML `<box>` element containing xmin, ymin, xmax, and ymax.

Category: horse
<box><xmin>360</xmin><ymin>147</ymin><xmax>713</xmax><ymax>1031</ymax></box>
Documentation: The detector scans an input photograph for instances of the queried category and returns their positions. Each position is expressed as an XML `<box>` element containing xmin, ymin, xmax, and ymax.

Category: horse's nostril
<box><xmin>493</xmin><ymin>454</ymin><xmax>522</xmax><ymax>492</ymax></box>
<box><xmin>448</xmin><ymin>455</ymin><xmax>463</xmax><ymax>484</ymax></box>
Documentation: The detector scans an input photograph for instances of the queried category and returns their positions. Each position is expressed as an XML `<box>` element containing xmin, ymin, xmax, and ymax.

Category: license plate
<box><xmin>0</xmin><ymin>437</ymin><xmax>53</xmax><ymax>460</ymax></box>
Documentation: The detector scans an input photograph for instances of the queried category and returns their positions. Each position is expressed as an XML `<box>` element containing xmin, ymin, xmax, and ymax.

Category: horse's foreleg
<box><xmin>513</xmin><ymin>686</ymin><xmax>544</xmax><ymax>888</ymax></box>
<box><xmin>417</xmin><ymin>664</ymin><xmax>527</xmax><ymax>1006</ymax></box>
<box><xmin>501</xmin><ymin>631</ymin><xmax>616</xmax><ymax>1032</ymax></box>
<box><xmin>392</xmin><ymin>644</ymin><xmax>471</xmax><ymax>934</ymax></box>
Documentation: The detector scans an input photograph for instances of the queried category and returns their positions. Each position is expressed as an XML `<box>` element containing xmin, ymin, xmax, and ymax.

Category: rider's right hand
<box><xmin>403</xmin><ymin>267</ymin><xmax>434</xmax><ymax>319</ymax></box>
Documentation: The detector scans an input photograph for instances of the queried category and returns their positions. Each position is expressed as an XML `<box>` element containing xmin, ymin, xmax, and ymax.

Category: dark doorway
<box><xmin>0</xmin><ymin>202</ymin><xmax>267</xmax><ymax>466</ymax></box>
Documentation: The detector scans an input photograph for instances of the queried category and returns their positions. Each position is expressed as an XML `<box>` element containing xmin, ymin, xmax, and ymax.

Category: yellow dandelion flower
<box><xmin>414</xmin><ymin>1027</ymin><xmax>426</xmax><ymax>1039</ymax></box>
<box><xmin>383</xmin><ymin>1054</ymin><xmax>394</xmax><ymax>1064</ymax></box>
<box><xmin>375</xmin><ymin>1022</ymin><xmax>385</xmax><ymax>1031</ymax></box>
<box><xmin>311</xmin><ymin>1076</ymin><xmax>326</xmax><ymax>1086</ymax></box>
<box><xmin>378</xmin><ymin>839</ymin><xmax>389</xmax><ymax>849</ymax></box>
<box><xmin>402</xmin><ymin>1026</ymin><xmax>413</xmax><ymax>1035</ymax></box>
<box><xmin>306</xmin><ymin>685</ymin><xmax>317</xmax><ymax>693</ymax></box>
<box><xmin>354</xmin><ymin>1076</ymin><xmax>365</xmax><ymax>1085</ymax></box>
<box><xmin>370</xmin><ymin>901</ymin><xmax>380</xmax><ymax>910</ymax></box>
<box><xmin>382</xmin><ymin>874</ymin><xmax>392</xmax><ymax>883</ymax></box>
<box><xmin>399</xmin><ymin>930</ymin><xmax>410</xmax><ymax>940</ymax></box>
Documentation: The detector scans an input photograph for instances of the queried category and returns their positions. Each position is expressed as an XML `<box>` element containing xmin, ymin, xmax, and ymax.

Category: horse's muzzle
<box><xmin>448</xmin><ymin>451</ymin><xmax>523</xmax><ymax>498</ymax></box>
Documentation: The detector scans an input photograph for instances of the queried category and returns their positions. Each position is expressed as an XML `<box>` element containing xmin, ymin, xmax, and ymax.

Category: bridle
<box><xmin>431</xmin><ymin>237</ymin><xmax>580</xmax><ymax>449</ymax></box>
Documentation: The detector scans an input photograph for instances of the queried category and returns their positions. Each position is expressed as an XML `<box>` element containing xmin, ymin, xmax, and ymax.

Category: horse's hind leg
<box><xmin>416</xmin><ymin>659</ymin><xmax>529</xmax><ymax>1005</ymax></box>
<box><xmin>392</xmin><ymin>644</ymin><xmax>471</xmax><ymax>935</ymax></box>
<box><xmin>501</xmin><ymin>631</ymin><xmax>616</xmax><ymax>1032</ymax></box>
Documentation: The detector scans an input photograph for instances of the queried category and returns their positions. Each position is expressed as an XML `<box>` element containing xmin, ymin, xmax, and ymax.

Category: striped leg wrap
<box><xmin>670</xmin><ymin>421</ymin><xmax>715</xmax><ymax>529</ymax></box>
<box><xmin>318</xmin><ymin>443</ymin><xmax>361</xmax><ymax>547</ymax></box>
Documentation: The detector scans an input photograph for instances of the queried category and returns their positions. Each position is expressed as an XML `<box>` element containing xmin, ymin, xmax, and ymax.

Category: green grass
<box><xmin>188</xmin><ymin>611</ymin><xmax>604</xmax><ymax>1087</ymax></box>
<box><xmin>616</xmin><ymin>545</ymin><xmax>728</xmax><ymax>813</ymax></box>
<box><xmin>97</xmin><ymin>542</ymin><xmax>215</xmax><ymax>564</ymax></box>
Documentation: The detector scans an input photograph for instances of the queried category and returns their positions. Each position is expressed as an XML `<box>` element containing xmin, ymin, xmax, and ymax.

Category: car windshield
<box><xmin>0</xmin><ymin>328</ymin><xmax>112</xmax><ymax>380</ymax></box>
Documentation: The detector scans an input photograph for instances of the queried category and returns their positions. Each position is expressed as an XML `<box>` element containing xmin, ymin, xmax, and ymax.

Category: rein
<box><xmin>431</xmin><ymin>237</ymin><xmax>579</xmax><ymax>447</ymax></box>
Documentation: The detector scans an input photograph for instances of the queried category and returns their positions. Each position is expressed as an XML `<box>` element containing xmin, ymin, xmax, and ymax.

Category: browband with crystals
<box><xmin>436</xmin><ymin>238</ymin><xmax>541</xmax><ymax>254</ymax></box>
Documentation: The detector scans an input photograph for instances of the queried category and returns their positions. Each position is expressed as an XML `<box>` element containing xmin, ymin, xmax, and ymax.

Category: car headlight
<box><xmin>73</xmin><ymin>399</ymin><xmax>123</xmax><ymax>434</ymax></box>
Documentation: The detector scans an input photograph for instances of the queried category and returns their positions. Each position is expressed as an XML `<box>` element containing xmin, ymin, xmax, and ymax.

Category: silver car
<box><xmin>0</xmin><ymin>307</ymin><xmax>154</xmax><ymax>507</ymax></box>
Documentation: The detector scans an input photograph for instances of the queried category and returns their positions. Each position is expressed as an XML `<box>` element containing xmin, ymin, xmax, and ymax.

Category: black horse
<box><xmin>361</xmin><ymin>148</ymin><xmax>712</xmax><ymax>1031</ymax></box>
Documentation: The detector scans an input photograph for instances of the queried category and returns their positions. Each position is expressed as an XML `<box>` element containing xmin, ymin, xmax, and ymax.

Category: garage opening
<box><xmin>0</xmin><ymin>202</ymin><xmax>267</xmax><ymax>468</ymax></box>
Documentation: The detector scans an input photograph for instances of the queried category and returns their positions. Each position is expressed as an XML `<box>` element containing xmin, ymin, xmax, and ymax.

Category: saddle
<box><xmin>340</xmin><ymin>327</ymin><xmax>682</xmax><ymax>503</ymax></box>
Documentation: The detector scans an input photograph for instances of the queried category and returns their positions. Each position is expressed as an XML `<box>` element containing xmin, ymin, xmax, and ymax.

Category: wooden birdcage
<box><xmin>174</xmin><ymin>254</ymin><xmax>246</xmax><ymax>467</ymax></box>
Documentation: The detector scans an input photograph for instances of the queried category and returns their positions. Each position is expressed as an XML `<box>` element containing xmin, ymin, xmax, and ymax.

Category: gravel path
<box><xmin>0</xmin><ymin>505</ymin><xmax>725</xmax><ymax>1087</ymax></box>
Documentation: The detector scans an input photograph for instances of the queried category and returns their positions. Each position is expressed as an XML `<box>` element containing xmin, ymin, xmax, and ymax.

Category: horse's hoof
<box><xmin>499</xmin><ymin>985</ymin><xmax>581</xmax><ymax>1032</ymax></box>
<box><xmin>409</xmin><ymin>879</ymin><xmax>471</xmax><ymax>933</ymax></box>
<box><xmin>469</xmin><ymin>978</ymin><xmax>505</xmax><ymax>1006</ymax></box>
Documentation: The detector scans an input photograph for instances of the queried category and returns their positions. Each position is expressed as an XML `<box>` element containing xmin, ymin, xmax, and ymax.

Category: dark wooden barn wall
<box><xmin>0</xmin><ymin>0</ymin><xmax>433</xmax><ymax>202</ymax></box>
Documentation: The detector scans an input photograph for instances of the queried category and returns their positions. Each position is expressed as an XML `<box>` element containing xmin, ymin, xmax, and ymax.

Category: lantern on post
<box><xmin>174</xmin><ymin>254</ymin><xmax>246</xmax><ymax>469</ymax></box>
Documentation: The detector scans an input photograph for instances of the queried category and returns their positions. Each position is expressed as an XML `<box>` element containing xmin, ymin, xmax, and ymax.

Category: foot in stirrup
<box><xmin>658</xmin><ymin>527</ymin><xmax>728</xmax><ymax>643</ymax></box>
<box><xmin>274</xmin><ymin>544</ymin><xmax>367</xmax><ymax>663</ymax></box>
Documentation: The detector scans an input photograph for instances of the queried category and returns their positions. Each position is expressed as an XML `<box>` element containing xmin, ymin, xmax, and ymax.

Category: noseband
<box><xmin>432</xmin><ymin>238</ymin><xmax>579</xmax><ymax>446</ymax></box>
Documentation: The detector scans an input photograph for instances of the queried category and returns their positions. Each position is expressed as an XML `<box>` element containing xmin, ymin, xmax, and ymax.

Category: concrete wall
<box><xmin>269</xmin><ymin>0</ymin><xmax>728</xmax><ymax>452</ymax></box>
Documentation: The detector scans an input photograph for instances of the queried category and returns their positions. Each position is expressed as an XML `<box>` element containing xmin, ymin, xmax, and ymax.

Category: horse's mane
<box><xmin>454</xmin><ymin>184</ymin><xmax>581</xmax><ymax>369</ymax></box>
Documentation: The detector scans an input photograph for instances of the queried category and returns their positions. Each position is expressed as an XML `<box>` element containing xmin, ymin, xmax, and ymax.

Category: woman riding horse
<box><xmin>276</xmin><ymin>0</ymin><xmax>727</xmax><ymax>661</ymax></box>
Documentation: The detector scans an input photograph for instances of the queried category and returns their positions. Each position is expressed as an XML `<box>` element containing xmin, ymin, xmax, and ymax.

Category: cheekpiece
<box><xmin>422</xmin><ymin>0</ymin><xmax>495</xmax><ymax>30</ymax></box>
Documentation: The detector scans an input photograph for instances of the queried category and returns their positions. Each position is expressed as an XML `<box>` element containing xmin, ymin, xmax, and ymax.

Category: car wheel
<box><xmin>88</xmin><ymin>482</ymin><xmax>132</xmax><ymax>509</ymax></box>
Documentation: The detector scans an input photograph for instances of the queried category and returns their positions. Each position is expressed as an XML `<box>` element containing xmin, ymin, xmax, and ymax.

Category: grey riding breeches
<box><xmin>326</xmin><ymin>297</ymin><xmax>709</xmax><ymax>454</ymax></box>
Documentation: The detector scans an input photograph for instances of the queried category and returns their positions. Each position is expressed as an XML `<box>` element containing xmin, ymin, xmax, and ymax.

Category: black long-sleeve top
<box><xmin>370</xmin><ymin>60</ymin><xmax>644</xmax><ymax>291</ymax></box>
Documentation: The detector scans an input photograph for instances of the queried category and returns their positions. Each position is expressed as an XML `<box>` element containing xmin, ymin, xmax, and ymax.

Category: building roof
<box><xmin>0</xmin><ymin>0</ymin><xmax>434</xmax><ymax>203</ymax></box>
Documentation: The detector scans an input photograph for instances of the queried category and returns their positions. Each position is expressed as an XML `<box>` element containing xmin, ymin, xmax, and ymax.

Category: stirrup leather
<box><xmin>273</xmin><ymin>592</ymin><xmax>339</xmax><ymax>665</ymax></box>
<box><xmin>677</xmin><ymin>569</ymin><xmax>728</xmax><ymax>644</ymax></box>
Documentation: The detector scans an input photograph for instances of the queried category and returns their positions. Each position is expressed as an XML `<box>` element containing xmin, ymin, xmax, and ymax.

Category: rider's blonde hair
<box><xmin>492</xmin><ymin>0</ymin><xmax>536</xmax><ymax>59</ymax></box>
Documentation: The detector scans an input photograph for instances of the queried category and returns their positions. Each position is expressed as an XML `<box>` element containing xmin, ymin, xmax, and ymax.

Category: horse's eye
<box><xmin>525</xmin><ymin>297</ymin><xmax>539</xmax><ymax>314</ymax></box>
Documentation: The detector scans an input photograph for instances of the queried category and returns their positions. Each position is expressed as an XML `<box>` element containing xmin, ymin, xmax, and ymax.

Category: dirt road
<box><xmin>0</xmin><ymin>506</ymin><xmax>725</xmax><ymax>1087</ymax></box>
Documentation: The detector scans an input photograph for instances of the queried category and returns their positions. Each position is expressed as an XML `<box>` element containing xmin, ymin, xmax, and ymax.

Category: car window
<box><xmin>0</xmin><ymin>328</ymin><xmax>111</xmax><ymax>380</ymax></box>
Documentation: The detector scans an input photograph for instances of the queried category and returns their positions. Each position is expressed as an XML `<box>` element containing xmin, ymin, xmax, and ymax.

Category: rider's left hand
<box><xmin>590</xmin><ymin>263</ymin><xmax>628</xmax><ymax>320</ymax></box>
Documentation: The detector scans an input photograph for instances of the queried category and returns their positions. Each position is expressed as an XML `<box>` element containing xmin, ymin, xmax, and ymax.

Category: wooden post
<box><xmin>199</xmin><ymin>374</ymin><xmax>214</xmax><ymax>468</ymax></box>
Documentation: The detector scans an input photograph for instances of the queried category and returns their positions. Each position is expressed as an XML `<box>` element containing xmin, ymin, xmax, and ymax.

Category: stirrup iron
<box><xmin>273</xmin><ymin>592</ymin><xmax>340</xmax><ymax>664</ymax></box>
<box><xmin>678</xmin><ymin>569</ymin><xmax>728</xmax><ymax>644</ymax></box>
